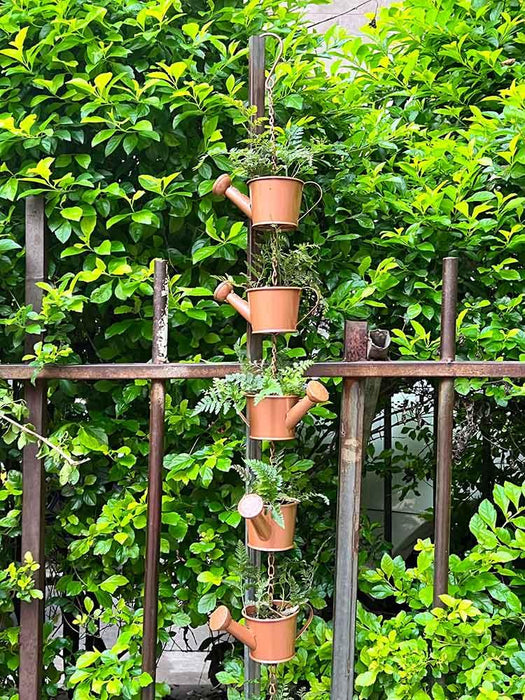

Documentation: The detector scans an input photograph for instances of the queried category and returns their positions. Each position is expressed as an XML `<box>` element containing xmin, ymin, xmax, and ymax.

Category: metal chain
<box><xmin>270</xmin><ymin>227</ymin><xmax>279</xmax><ymax>286</ymax></box>
<box><xmin>271</xmin><ymin>335</ymin><xmax>278</xmax><ymax>378</ymax></box>
<box><xmin>268</xmin><ymin>664</ymin><xmax>278</xmax><ymax>698</ymax></box>
<box><xmin>267</xmin><ymin>551</ymin><xmax>275</xmax><ymax>604</ymax></box>
<box><xmin>270</xmin><ymin>227</ymin><xmax>279</xmax><ymax>380</ymax></box>
<box><xmin>266</xmin><ymin>74</ymin><xmax>278</xmax><ymax>170</ymax></box>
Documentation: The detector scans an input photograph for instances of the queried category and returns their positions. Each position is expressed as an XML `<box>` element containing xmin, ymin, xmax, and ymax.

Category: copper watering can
<box><xmin>210</xmin><ymin>601</ymin><xmax>314</xmax><ymax>664</ymax></box>
<box><xmin>247</xmin><ymin>380</ymin><xmax>329</xmax><ymax>440</ymax></box>
<box><xmin>238</xmin><ymin>494</ymin><xmax>298</xmax><ymax>551</ymax></box>
<box><xmin>214</xmin><ymin>281</ymin><xmax>301</xmax><ymax>334</ymax></box>
<box><xmin>213</xmin><ymin>174</ymin><xmax>322</xmax><ymax>230</ymax></box>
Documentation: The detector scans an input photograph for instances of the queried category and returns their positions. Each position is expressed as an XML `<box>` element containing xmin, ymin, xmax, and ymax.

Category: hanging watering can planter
<box><xmin>238</xmin><ymin>493</ymin><xmax>298</xmax><ymax>552</ymax></box>
<box><xmin>246</xmin><ymin>380</ymin><xmax>329</xmax><ymax>441</ymax></box>
<box><xmin>210</xmin><ymin>602</ymin><xmax>314</xmax><ymax>664</ymax></box>
<box><xmin>213</xmin><ymin>174</ymin><xmax>322</xmax><ymax>230</ymax></box>
<box><xmin>214</xmin><ymin>280</ymin><xmax>301</xmax><ymax>334</ymax></box>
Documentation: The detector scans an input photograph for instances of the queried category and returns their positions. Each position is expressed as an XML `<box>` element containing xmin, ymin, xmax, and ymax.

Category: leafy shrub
<box><xmin>354</xmin><ymin>480</ymin><xmax>525</xmax><ymax>699</ymax></box>
<box><xmin>0</xmin><ymin>0</ymin><xmax>524</xmax><ymax>694</ymax></box>
<box><xmin>219</xmin><ymin>481</ymin><xmax>525</xmax><ymax>698</ymax></box>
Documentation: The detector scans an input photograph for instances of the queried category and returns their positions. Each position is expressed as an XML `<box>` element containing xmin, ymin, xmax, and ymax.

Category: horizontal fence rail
<box><xmin>0</xmin><ymin>360</ymin><xmax>524</xmax><ymax>380</ymax></box>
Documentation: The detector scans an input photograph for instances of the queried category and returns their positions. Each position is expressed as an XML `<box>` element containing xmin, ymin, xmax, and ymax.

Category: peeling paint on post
<box><xmin>142</xmin><ymin>260</ymin><xmax>169</xmax><ymax>699</ymax></box>
<box><xmin>331</xmin><ymin>321</ymin><xmax>368</xmax><ymax>700</ymax></box>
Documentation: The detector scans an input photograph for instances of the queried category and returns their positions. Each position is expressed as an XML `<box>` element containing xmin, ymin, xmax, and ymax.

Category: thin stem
<box><xmin>0</xmin><ymin>410</ymin><xmax>86</xmax><ymax>468</ymax></box>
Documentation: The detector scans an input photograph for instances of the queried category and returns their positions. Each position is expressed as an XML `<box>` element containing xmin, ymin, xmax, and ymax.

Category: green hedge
<box><xmin>0</xmin><ymin>0</ymin><xmax>523</xmax><ymax>696</ymax></box>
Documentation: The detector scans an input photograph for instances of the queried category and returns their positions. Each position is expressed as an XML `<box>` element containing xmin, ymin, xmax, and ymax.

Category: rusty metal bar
<box><xmin>331</xmin><ymin>321</ymin><xmax>368</xmax><ymax>700</ymax></box>
<box><xmin>363</xmin><ymin>330</ymin><xmax>391</xmax><ymax>447</ymax></box>
<box><xmin>0</xmin><ymin>360</ymin><xmax>524</xmax><ymax>381</ymax></box>
<box><xmin>433</xmin><ymin>257</ymin><xmax>458</xmax><ymax>607</ymax></box>
<box><xmin>142</xmin><ymin>260</ymin><xmax>169</xmax><ymax>698</ymax></box>
<box><xmin>249</xmin><ymin>34</ymin><xmax>266</xmax><ymax>131</ymax></box>
<box><xmin>383</xmin><ymin>393</ymin><xmax>393</xmax><ymax>544</ymax></box>
<box><xmin>245</xmin><ymin>33</ymin><xmax>266</xmax><ymax>699</ymax></box>
<box><xmin>19</xmin><ymin>196</ymin><xmax>46</xmax><ymax>700</ymax></box>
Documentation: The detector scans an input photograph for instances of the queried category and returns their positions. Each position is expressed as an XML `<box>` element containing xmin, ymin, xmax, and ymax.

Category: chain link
<box><xmin>270</xmin><ymin>227</ymin><xmax>279</xmax><ymax>287</ymax></box>
<box><xmin>269</xmin><ymin>228</ymin><xmax>279</xmax><ymax>380</ymax></box>
<box><xmin>266</xmin><ymin>74</ymin><xmax>278</xmax><ymax>170</ymax></box>
<box><xmin>267</xmin><ymin>551</ymin><xmax>275</xmax><ymax>605</ymax></box>
<box><xmin>271</xmin><ymin>335</ymin><xmax>278</xmax><ymax>378</ymax></box>
<box><xmin>268</xmin><ymin>664</ymin><xmax>278</xmax><ymax>698</ymax></box>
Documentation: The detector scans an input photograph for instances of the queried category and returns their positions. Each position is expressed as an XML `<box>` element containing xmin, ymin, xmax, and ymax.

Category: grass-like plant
<box><xmin>248</xmin><ymin>238</ymin><xmax>322</xmax><ymax>289</ymax></box>
<box><xmin>228</xmin><ymin>125</ymin><xmax>322</xmax><ymax>180</ymax></box>
<box><xmin>230</xmin><ymin>540</ymin><xmax>323</xmax><ymax>621</ymax></box>
<box><xmin>248</xmin><ymin>235</ymin><xmax>326</xmax><ymax>322</ymax></box>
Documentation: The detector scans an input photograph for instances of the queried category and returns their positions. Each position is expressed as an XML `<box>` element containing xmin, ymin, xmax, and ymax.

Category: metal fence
<box><xmin>3</xmin><ymin>34</ymin><xmax>525</xmax><ymax>700</ymax></box>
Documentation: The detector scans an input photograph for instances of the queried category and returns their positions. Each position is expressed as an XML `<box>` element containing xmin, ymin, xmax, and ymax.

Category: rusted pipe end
<box><xmin>368</xmin><ymin>330</ymin><xmax>391</xmax><ymax>360</ymax></box>
<box><xmin>209</xmin><ymin>605</ymin><xmax>232</xmax><ymax>632</ymax></box>
<box><xmin>238</xmin><ymin>493</ymin><xmax>264</xmax><ymax>520</ymax></box>
<box><xmin>212</xmin><ymin>174</ymin><xmax>232</xmax><ymax>197</ymax></box>
<box><xmin>214</xmin><ymin>280</ymin><xmax>234</xmax><ymax>302</ymax></box>
<box><xmin>305</xmin><ymin>380</ymin><xmax>329</xmax><ymax>404</ymax></box>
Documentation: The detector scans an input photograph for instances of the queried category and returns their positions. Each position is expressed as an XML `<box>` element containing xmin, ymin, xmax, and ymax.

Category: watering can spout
<box><xmin>285</xmin><ymin>381</ymin><xmax>329</xmax><ymax>430</ymax></box>
<box><xmin>238</xmin><ymin>493</ymin><xmax>271</xmax><ymax>541</ymax></box>
<box><xmin>213</xmin><ymin>174</ymin><xmax>252</xmax><ymax>220</ymax></box>
<box><xmin>209</xmin><ymin>605</ymin><xmax>256</xmax><ymax>651</ymax></box>
<box><xmin>214</xmin><ymin>281</ymin><xmax>250</xmax><ymax>323</ymax></box>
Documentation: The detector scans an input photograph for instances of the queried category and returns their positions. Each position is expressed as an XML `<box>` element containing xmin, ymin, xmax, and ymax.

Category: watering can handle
<box><xmin>296</xmin><ymin>285</ymin><xmax>322</xmax><ymax>328</ymax></box>
<box><xmin>296</xmin><ymin>603</ymin><xmax>314</xmax><ymax>639</ymax></box>
<box><xmin>299</xmin><ymin>182</ymin><xmax>323</xmax><ymax>222</ymax></box>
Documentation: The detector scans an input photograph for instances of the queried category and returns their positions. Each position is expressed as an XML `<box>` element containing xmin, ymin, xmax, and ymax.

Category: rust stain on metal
<box><xmin>154</xmin><ymin>272</ymin><xmax>169</xmax><ymax>364</ymax></box>
<box><xmin>20</xmin><ymin>196</ymin><xmax>46</xmax><ymax>700</ymax></box>
<box><xmin>434</xmin><ymin>258</ymin><xmax>458</xmax><ymax>610</ymax></box>
<box><xmin>142</xmin><ymin>260</ymin><xmax>169</xmax><ymax>700</ymax></box>
<box><xmin>0</xmin><ymin>360</ymin><xmax>524</xmax><ymax>381</ymax></box>
<box><xmin>331</xmin><ymin>321</ymin><xmax>368</xmax><ymax>700</ymax></box>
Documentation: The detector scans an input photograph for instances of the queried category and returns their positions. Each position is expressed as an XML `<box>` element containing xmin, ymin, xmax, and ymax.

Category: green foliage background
<box><xmin>0</xmin><ymin>0</ymin><xmax>523</xmax><ymax>696</ymax></box>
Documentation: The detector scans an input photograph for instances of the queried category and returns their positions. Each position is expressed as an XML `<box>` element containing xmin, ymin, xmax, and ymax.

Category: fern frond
<box><xmin>246</xmin><ymin>458</ymin><xmax>282</xmax><ymax>504</ymax></box>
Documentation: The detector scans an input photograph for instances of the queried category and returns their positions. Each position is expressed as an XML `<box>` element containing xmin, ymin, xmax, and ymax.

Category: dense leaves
<box><xmin>219</xmin><ymin>481</ymin><xmax>525</xmax><ymax>698</ymax></box>
<box><xmin>0</xmin><ymin>0</ymin><xmax>523</xmax><ymax>696</ymax></box>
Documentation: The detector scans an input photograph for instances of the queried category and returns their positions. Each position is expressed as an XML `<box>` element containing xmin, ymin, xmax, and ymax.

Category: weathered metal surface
<box><xmin>245</xmin><ymin>33</ymin><xmax>266</xmax><ymax>699</ymax></box>
<box><xmin>19</xmin><ymin>196</ymin><xmax>46</xmax><ymax>700</ymax></box>
<box><xmin>142</xmin><ymin>261</ymin><xmax>169</xmax><ymax>699</ymax></box>
<box><xmin>249</xmin><ymin>35</ymin><xmax>266</xmax><ymax>131</ymax></box>
<box><xmin>363</xmin><ymin>329</ymin><xmax>391</xmax><ymax>447</ymax></box>
<box><xmin>383</xmin><ymin>393</ymin><xmax>393</xmax><ymax>544</ymax></box>
<box><xmin>0</xmin><ymin>360</ymin><xmax>524</xmax><ymax>381</ymax></box>
<box><xmin>331</xmin><ymin>321</ymin><xmax>368</xmax><ymax>700</ymax></box>
<box><xmin>433</xmin><ymin>258</ymin><xmax>458</xmax><ymax>607</ymax></box>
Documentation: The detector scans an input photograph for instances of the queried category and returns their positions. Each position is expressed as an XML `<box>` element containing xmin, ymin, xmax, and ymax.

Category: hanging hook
<box><xmin>260</xmin><ymin>32</ymin><xmax>284</xmax><ymax>88</ymax></box>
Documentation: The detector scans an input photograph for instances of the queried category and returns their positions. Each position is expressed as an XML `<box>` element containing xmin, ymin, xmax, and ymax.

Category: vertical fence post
<box><xmin>142</xmin><ymin>260</ymin><xmax>169</xmax><ymax>699</ymax></box>
<box><xmin>433</xmin><ymin>257</ymin><xmax>458</xmax><ymax>607</ymax></box>
<box><xmin>331</xmin><ymin>320</ymin><xmax>368</xmax><ymax>700</ymax></box>
<box><xmin>19</xmin><ymin>196</ymin><xmax>46</xmax><ymax>700</ymax></box>
<box><xmin>244</xmin><ymin>34</ymin><xmax>266</xmax><ymax>699</ymax></box>
<box><xmin>383</xmin><ymin>393</ymin><xmax>393</xmax><ymax>544</ymax></box>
